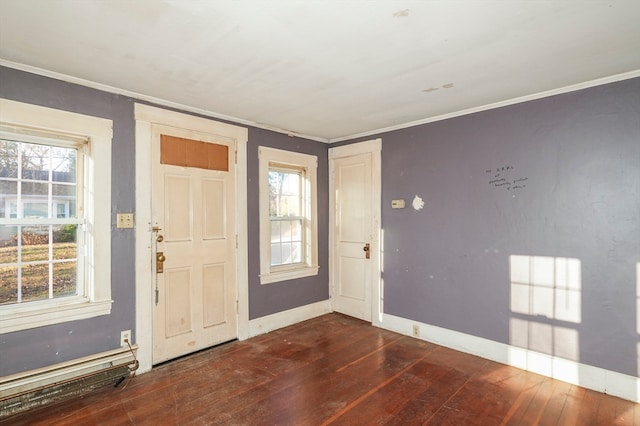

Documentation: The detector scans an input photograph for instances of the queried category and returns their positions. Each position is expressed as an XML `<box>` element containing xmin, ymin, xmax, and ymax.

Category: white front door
<box><xmin>330</xmin><ymin>139</ymin><xmax>381</xmax><ymax>323</ymax></box>
<box><xmin>151</xmin><ymin>123</ymin><xmax>237</xmax><ymax>364</ymax></box>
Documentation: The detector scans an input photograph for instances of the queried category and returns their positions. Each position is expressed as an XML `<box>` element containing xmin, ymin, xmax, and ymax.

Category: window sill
<box><xmin>260</xmin><ymin>265</ymin><xmax>319</xmax><ymax>285</ymax></box>
<box><xmin>0</xmin><ymin>298</ymin><xmax>113</xmax><ymax>334</ymax></box>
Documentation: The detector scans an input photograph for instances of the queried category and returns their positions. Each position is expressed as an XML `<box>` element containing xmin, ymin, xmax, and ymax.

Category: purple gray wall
<box><xmin>0</xmin><ymin>66</ymin><xmax>137</xmax><ymax>375</ymax></box>
<box><xmin>352</xmin><ymin>77</ymin><xmax>639</xmax><ymax>377</ymax></box>
<box><xmin>0</xmin><ymin>66</ymin><xmax>329</xmax><ymax>375</ymax></box>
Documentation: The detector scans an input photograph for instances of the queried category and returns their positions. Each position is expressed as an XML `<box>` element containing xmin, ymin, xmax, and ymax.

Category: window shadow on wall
<box><xmin>508</xmin><ymin>255</ymin><xmax>582</xmax><ymax>384</ymax></box>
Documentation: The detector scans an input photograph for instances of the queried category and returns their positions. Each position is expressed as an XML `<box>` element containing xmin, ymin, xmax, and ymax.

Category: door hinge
<box><xmin>236</xmin><ymin>300</ymin><xmax>239</xmax><ymax>314</ymax></box>
<box><xmin>235</xmin><ymin>234</ymin><xmax>238</xmax><ymax>249</ymax></box>
<box><xmin>234</xmin><ymin>150</ymin><xmax>237</xmax><ymax>164</ymax></box>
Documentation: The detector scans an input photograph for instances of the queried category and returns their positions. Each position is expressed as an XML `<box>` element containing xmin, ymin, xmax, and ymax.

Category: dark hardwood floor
<box><xmin>2</xmin><ymin>313</ymin><xmax>638</xmax><ymax>425</ymax></box>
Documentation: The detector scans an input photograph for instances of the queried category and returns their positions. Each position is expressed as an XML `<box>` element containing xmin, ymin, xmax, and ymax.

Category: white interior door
<box><xmin>330</xmin><ymin>139</ymin><xmax>381</xmax><ymax>323</ymax></box>
<box><xmin>151</xmin><ymin>123</ymin><xmax>237</xmax><ymax>364</ymax></box>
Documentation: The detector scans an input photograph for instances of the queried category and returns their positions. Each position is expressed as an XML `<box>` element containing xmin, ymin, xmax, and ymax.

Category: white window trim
<box><xmin>0</xmin><ymin>98</ymin><xmax>112</xmax><ymax>334</ymax></box>
<box><xmin>259</xmin><ymin>146</ymin><xmax>318</xmax><ymax>284</ymax></box>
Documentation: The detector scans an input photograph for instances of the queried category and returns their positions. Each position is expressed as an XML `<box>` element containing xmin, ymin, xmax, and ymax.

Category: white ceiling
<box><xmin>1</xmin><ymin>1</ymin><xmax>639</xmax><ymax>142</ymax></box>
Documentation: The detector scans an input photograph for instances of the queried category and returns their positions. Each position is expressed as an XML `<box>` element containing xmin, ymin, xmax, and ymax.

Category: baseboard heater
<box><xmin>0</xmin><ymin>345</ymin><xmax>138</xmax><ymax>417</ymax></box>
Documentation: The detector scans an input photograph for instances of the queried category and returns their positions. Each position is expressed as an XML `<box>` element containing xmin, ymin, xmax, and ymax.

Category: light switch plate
<box><xmin>117</xmin><ymin>213</ymin><xmax>134</xmax><ymax>229</ymax></box>
<box><xmin>391</xmin><ymin>199</ymin><xmax>406</xmax><ymax>209</ymax></box>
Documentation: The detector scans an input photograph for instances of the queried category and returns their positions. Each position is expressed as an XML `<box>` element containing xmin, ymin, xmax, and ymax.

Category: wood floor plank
<box><xmin>328</xmin><ymin>358</ymin><xmax>452</xmax><ymax>425</ymax></box>
<box><xmin>596</xmin><ymin>389</ymin><xmax>638</xmax><ymax>426</ymax></box>
<box><xmin>448</xmin><ymin>363</ymin><xmax>542</xmax><ymax>423</ymax></box>
<box><xmin>557</xmin><ymin>384</ymin><xmax>587</xmax><ymax>426</ymax></box>
<box><xmin>2</xmin><ymin>313</ymin><xmax>637</xmax><ymax>426</ymax></box>
<box><xmin>497</xmin><ymin>371</ymin><xmax>548</xmax><ymax>425</ymax></box>
<box><xmin>537</xmin><ymin>379</ymin><xmax>572</xmax><ymax>426</ymax></box>
<box><xmin>519</xmin><ymin>377</ymin><xmax>561</xmax><ymax>426</ymax></box>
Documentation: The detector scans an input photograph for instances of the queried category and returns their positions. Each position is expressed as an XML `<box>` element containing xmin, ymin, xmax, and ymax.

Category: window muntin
<box><xmin>259</xmin><ymin>147</ymin><xmax>318</xmax><ymax>284</ymax></box>
<box><xmin>0</xmin><ymin>138</ymin><xmax>83</xmax><ymax>306</ymax></box>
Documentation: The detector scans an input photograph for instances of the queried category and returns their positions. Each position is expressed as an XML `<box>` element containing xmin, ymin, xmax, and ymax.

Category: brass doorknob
<box><xmin>157</xmin><ymin>253</ymin><xmax>166</xmax><ymax>262</ymax></box>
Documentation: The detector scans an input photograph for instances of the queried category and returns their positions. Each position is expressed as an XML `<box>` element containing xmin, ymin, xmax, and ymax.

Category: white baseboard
<box><xmin>381</xmin><ymin>313</ymin><xmax>640</xmax><ymax>403</ymax></box>
<box><xmin>247</xmin><ymin>300</ymin><xmax>332</xmax><ymax>338</ymax></box>
<box><xmin>0</xmin><ymin>346</ymin><xmax>137</xmax><ymax>399</ymax></box>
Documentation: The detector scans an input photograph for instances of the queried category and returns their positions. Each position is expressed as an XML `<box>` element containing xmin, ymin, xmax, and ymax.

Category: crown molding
<box><xmin>0</xmin><ymin>59</ymin><xmax>329</xmax><ymax>144</ymax></box>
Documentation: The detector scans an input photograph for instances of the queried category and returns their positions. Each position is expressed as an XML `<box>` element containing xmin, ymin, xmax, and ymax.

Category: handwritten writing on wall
<box><xmin>486</xmin><ymin>166</ymin><xmax>528</xmax><ymax>191</ymax></box>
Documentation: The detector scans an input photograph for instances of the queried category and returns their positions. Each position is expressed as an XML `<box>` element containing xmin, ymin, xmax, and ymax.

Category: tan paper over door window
<box><xmin>160</xmin><ymin>134</ymin><xmax>229</xmax><ymax>171</ymax></box>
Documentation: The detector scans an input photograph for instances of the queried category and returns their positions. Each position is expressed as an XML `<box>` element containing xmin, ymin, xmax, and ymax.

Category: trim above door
<box><xmin>329</xmin><ymin>138</ymin><xmax>382</xmax><ymax>326</ymax></box>
<box><xmin>134</xmin><ymin>104</ymin><xmax>249</xmax><ymax>373</ymax></box>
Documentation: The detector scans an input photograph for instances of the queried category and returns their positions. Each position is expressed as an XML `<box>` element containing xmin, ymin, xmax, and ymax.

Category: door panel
<box><xmin>203</xmin><ymin>178</ymin><xmax>225</xmax><ymax>239</ymax></box>
<box><xmin>202</xmin><ymin>263</ymin><xmax>226</xmax><ymax>327</ymax></box>
<box><xmin>338</xmin><ymin>162</ymin><xmax>367</xmax><ymax>243</ymax></box>
<box><xmin>164</xmin><ymin>268</ymin><xmax>192</xmax><ymax>337</ymax></box>
<box><xmin>339</xmin><ymin>256</ymin><xmax>366</xmax><ymax>300</ymax></box>
<box><xmin>152</xmin><ymin>123</ymin><xmax>237</xmax><ymax>364</ymax></box>
<box><xmin>165</xmin><ymin>175</ymin><xmax>192</xmax><ymax>241</ymax></box>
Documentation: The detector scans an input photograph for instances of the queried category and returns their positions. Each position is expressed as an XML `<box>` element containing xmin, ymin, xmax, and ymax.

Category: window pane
<box><xmin>269</xmin><ymin>171</ymin><xmax>284</xmax><ymax>215</ymax></box>
<box><xmin>53</xmin><ymin>225</ymin><xmax>78</xmax><ymax>248</ymax></box>
<box><xmin>283</xmin><ymin>173</ymin><xmax>299</xmax><ymax>195</ymax></box>
<box><xmin>0</xmin><ymin>265</ymin><xmax>18</xmax><ymax>304</ymax></box>
<box><xmin>21</xmin><ymin>181</ymin><xmax>49</xmax><ymax>218</ymax></box>
<box><xmin>0</xmin><ymin>140</ymin><xmax>19</xmax><ymax>178</ymax></box>
<box><xmin>52</xmin><ymin>184</ymin><xmax>76</xmax><ymax>218</ymax></box>
<box><xmin>291</xmin><ymin>220</ymin><xmax>301</xmax><ymax>242</ymax></box>
<box><xmin>50</xmin><ymin>146</ymin><xmax>76</xmax><ymax>183</ymax></box>
<box><xmin>22</xmin><ymin>225</ymin><xmax>50</xmax><ymax>262</ymax></box>
<box><xmin>53</xmin><ymin>261</ymin><xmax>77</xmax><ymax>298</ymax></box>
<box><xmin>23</xmin><ymin>202</ymin><xmax>48</xmax><ymax>219</ymax></box>
<box><xmin>0</xmin><ymin>180</ymin><xmax>17</xmax><ymax>218</ymax></box>
<box><xmin>21</xmin><ymin>143</ymin><xmax>51</xmax><ymax>181</ymax></box>
<box><xmin>21</xmin><ymin>263</ymin><xmax>49</xmax><ymax>303</ymax></box>
<box><xmin>291</xmin><ymin>242</ymin><xmax>302</xmax><ymax>263</ymax></box>
<box><xmin>281</xmin><ymin>242</ymin><xmax>292</xmax><ymax>264</ymax></box>
<box><xmin>281</xmin><ymin>220</ymin><xmax>291</xmax><ymax>242</ymax></box>
<box><xmin>284</xmin><ymin>195</ymin><xmax>300</xmax><ymax>216</ymax></box>
<box><xmin>270</xmin><ymin>221</ymin><xmax>281</xmax><ymax>243</ymax></box>
<box><xmin>0</xmin><ymin>226</ymin><xmax>18</xmax><ymax>264</ymax></box>
<box><xmin>270</xmin><ymin>243</ymin><xmax>281</xmax><ymax>266</ymax></box>
<box><xmin>269</xmin><ymin>193</ymin><xmax>278</xmax><ymax>216</ymax></box>
<box><xmin>53</xmin><ymin>241</ymin><xmax>77</xmax><ymax>261</ymax></box>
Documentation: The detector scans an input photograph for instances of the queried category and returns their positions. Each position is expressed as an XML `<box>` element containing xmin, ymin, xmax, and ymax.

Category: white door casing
<box><xmin>329</xmin><ymin>139</ymin><xmax>382</xmax><ymax>325</ymax></box>
<box><xmin>135</xmin><ymin>104</ymin><xmax>249</xmax><ymax>372</ymax></box>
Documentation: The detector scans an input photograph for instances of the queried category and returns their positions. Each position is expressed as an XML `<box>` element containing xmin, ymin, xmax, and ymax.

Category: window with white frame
<box><xmin>0</xmin><ymin>99</ymin><xmax>112</xmax><ymax>333</ymax></box>
<box><xmin>259</xmin><ymin>146</ymin><xmax>318</xmax><ymax>284</ymax></box>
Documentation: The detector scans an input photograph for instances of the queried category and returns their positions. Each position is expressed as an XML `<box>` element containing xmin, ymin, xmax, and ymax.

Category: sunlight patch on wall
<box><xmin>510</xmin><ymin>255</ymin><xmax>581</xmax><ymax>323</ymax></box>
<box><xmin>508</xmin><ymin>255</ymin><xmax>582</xmax><ymax>381</ymax></box>
<box><xmin>510</xmin><ymin>319</ymin><xmax>579</xmax><ymax>360</ymax></box>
